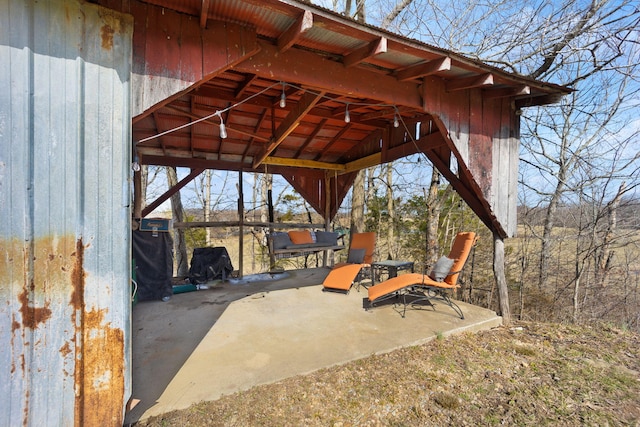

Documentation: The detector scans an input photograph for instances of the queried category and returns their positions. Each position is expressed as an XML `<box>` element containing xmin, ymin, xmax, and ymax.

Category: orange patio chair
<box><xmin>322</xmin><ymin>232</ymin><xmax>376</xmax><ymax>293</ymax></box>
<box><xmin>366</xmin><ymin>232</ymin><xmax>477</xmax><ymax>318</ymax></box>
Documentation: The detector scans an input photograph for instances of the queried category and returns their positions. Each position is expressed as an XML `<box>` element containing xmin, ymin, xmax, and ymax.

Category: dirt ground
<box><xmin>135</xmin><ymin>321</ymin><xmax>640</xmax><ymax>426</ymax></box>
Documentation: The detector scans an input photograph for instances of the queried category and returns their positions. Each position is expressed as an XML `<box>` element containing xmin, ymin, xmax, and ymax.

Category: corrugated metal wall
<box><xmin>0</xmin><ymin>0</ymin><xmax>133</xmax><ymax>425</ymax></box>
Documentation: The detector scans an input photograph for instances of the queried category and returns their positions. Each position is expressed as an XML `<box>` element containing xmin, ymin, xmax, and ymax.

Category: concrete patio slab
<box><xmin>125</xmin><ymin>268</ymin><xmax>501</xmax><ymax>424</ymax></box>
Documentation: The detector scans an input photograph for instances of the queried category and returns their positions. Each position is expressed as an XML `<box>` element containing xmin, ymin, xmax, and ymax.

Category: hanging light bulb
<box><xmin>131</xmin><ymin>155</ymin><xmax>141</xmax><ymax>172</ymax></box>
<box><xmin>344</xmin><ymin>104</ymin><xmax>350</xmax><ymax>123</ymax></box>
<box><xmin>279</xmin><ymin>84</ymin><xmax>286</xmax><ymax>108</ymax></box>
<box><xmin>218</xmin><ymin>114</ymin><xmax>227</xmax><ymax>139</ymax></box>
<box><xmin>393</xmin><ymin>113</ymin><xmax>399</xmax><ymax>128</ymax></box>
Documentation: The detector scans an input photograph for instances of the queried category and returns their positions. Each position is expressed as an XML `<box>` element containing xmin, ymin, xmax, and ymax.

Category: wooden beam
<box><xmin>395</xmin><ymin>56</ymin><xmax>451</xmax><ymax>82</ymax></box>
<box><xmin>343</xmin><ymin>37</ymin><xmax>387</xmax><ymax>68</ymax></box>
<box><xmin>484</xmin><ymin>85</ymin><xmax>530</xmax><ymax>99</ymax></box>
<box><xmin>173</xmin><ymin>221</ymin><xmax>326</xmax><ymax>229</ymax></box>
<box><xmin>140</xmin><ymin>153</ymin><xmax>255</xmax><ymax>172</ymax></box>
<box><xmin>253</xmin><ymin>90</ymin><xmax>325</xmax><ymax>168</ymax></box>
<box><xmin>242</xmin><ymin>108</ymin><xmax>269</xmax><ymax>162</ymax></box>
<box><xmin>342</xmin><ymin>153</ymin><xmax>382</xmax><ymax>174</ymax></box>
<box><xmin>234</xmin><ymin>40</ymin><xmax>423</xmax><ymax>109</ymax></box>
<box><xmin>445</xmin><ymin>73</ymin><xmax>494</xmax><ymax>92</ymax></box>
<box><xmin>278</xmin><ymin>10</ymin><xmax>313</xmax><ymax>52</ymax></box>
<box><xmin>235</xmin><ymin>74</ymin><xmax>258</xmax><ymax>99</ymax></box>
<box><xmin>515</xmin><ymin>93</ymin><xmax>565</xmax><ymax>108</ymax></box>
<box><xmin>200</xmin><ymin>0</ymin><xmax>211</xmax><ymax>29</ymax></box>
<box><xmin>262</xmin><ymin>156</ymin><xmax>347</xmax><ymax>171</ymax></box>
<box><xmin>313</xmin><ymin>124</ymin><xmax>351</xmax><ymax>161</ymax></box>
<box><xmin>358</xmin><ymin>106</ymin><xmax>414</xmax><ymax>121</ymax></box>
<box><xmin>294</xmin><ymin>118</ymin><xmax>328</xmax><ymax>158</ymax></box>
<box><xmin>141</xmin><ymin>168</ymin><xmax>205</xmax><ymax>217</ymax></box>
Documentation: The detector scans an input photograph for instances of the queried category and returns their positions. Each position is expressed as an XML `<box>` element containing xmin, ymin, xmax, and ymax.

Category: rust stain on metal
<box><xmin>101</xmin><ymin>24</ymin><xmax>115</xmax><ymax>50</ymax></box>
<box><xmin>81</xmin><ymin>308</ymin><xmax>126</xmax><ymax>426</ymax></box>
<box><xmin>69</xmin><ymin>238</ymin><xmax>125</xmax><ymax>426</ymax></box>
<box><xmin>17</xmin><ymin>289</ymin><xmax>52</xmax><ymax>329</ymax></box>
<box><xmin>71</xmin><ymin>238</ymin><xmax>86</xmax><ymax>425</ymax></box>
<box><xmin>98</xmin><ymin>8</ymin><xmax>128</xmax><ymax>52</ymax></box>
<box><xmin>70</xmin><ymin>238</ymin><xmax>85</xmax><ymax>312</ymax></box>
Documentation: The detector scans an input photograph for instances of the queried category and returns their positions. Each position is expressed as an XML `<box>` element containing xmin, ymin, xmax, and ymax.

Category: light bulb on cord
<box><xmin>218</xmin><ymin>114</ymin><xmax>227</xmax><ymax>139</ymax></box>
<box><xmin>344</xmin><ymin>104</ymin><xmax>350</xmax><ymax>123</ymax></box>
<box><xmin>132</xmin><ymin>156</ymin><xmax>141</xmax><ymax>172</ymax></box>
<box><xmin>279</xmin><ymin>84</ymin><xmax>286</xmax><ymax>108</ymax></box>
<box><xmin>393</xmin><ymin>113</ymin><xmax>399</xmax><ymax>128</ymax></box>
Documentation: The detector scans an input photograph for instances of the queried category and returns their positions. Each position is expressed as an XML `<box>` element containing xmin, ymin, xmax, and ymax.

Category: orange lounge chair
<box><xmin>366</xmin><ymin>232</ymin><xmax>477</xmax><ymax>318</ymax></box>
<box><xmin>322</xmin><ymin>232</ymin><xmax>376</xmax><ymax>293</ymax></box>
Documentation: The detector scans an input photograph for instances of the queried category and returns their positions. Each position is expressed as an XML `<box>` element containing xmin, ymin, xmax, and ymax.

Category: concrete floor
<box><xmin>124</xmin><ymin>268</ymin><xmax>502</xmax><ymax>424</ymax></box>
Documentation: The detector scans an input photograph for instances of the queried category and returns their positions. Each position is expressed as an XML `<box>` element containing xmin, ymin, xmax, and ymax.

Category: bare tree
<box><xmin>317</xmin><ymin>0</ymin><xmax>640</xmax><ymax>325</ymax></box>
<box><xmin>167</xmin><ymin>167</ymin><xmax>189</xmax><ymax>277</ymax></box>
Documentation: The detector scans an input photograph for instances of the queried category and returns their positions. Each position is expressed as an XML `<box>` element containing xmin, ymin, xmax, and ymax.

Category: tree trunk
<box><xmin>425</xmin><ymin>168</ymin><xmax>441</xmax><ymax>266</ymax></box>
<box><xmin>596</xmin><ymin>181</ymin><xmax>625</xmax><ymax>287</ymax></box>
<box><xmin>493</xmin><ymin>232</ymin><xmax>511</xmax><ymax>325</ymax></box>
<box><xmin>539</xmin><ymin>177</ymin><xmax>564</xmax><ymax>289</ymax></box>
<box><xmin>386</xmin><ymin>163</ymin><xmax>394</xmax><ymax>259</ymax></box>
<box><xmin>350</xmin><ymin>169</ymin><xmax>366</xmax><ymax>234</ymax></box>
<box><xmin>572</xmin><ymin>272</ymin><xmax>582</xmax><ymax>323</ymax></box>
<box><xmin>204</xmin><ymin>169</ymin><xmax>212</xmax><ymax>246</ymax></box>
<box><xmin>167</xmin><ymin>167</ymin><xmax>189</xmax><ymax>277</ymax></box>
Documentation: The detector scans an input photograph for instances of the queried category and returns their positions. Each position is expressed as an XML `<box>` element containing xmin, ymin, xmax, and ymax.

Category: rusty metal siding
<box><xmin>0</xmin><ymin>1</ymin><xmax>133</xmax><ymax>426</ymax></box>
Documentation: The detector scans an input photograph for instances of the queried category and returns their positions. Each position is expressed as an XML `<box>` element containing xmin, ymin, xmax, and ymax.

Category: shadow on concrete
<box><xmin>125</xmin><ymin>267</ymin><xmax>501</xmax><ymax>424</ymax></box>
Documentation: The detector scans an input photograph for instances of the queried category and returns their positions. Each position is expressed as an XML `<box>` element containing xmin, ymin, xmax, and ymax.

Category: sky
<box><xmin>143</xmin><ymin>0</ymin><xmax>639</xmax><ymax>216</ymax></box>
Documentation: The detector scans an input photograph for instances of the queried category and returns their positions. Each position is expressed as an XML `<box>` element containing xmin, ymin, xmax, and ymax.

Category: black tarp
<box><xmin>132</xmin><ymin>230</ymin><xmax>173</xmax><ymax>301</ymax></box>
<box><xmin>189</xmin><ymin>247</ymin><xmax>233</xmax><ymax>283</ymax></box>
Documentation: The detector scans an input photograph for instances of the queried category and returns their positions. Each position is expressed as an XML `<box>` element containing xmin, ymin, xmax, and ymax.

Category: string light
<box><xmin>218</xmin><ymin>113</ymin><xmax>227</xmax><ymax>139</ymax></box>
<box><xmin>137</xmin><ymin>80</ymin><xmax>404</xmax><ymax>144</ymax></box>
<box><xmin>279</xmin><ymin>82</ymin><xmax>287</xmax><ymax>108</ymax></box>
<box><xmin>131</xmin><ymin>155</ymin><xmax>141</xmax><ymax>172</ymax></box>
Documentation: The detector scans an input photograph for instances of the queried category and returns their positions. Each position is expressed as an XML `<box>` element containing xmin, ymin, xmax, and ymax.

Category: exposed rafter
<box><xmin>484</xmin><ymin>85</ymin><xmax>530</xmax><ymax>99</ymax></box>
<box><xmin>253</xmin><ymin>90</ymin><xmax>325</xmax><ymax>168</ymax></box>
<box><xmin>142</xmin><ymin>168</ymin><xmax>205</xmax><ymax>217</ymax></box>
<box><xmin>199</xmin><ymin>0</ymin><xmax>211</xmax><ymax>29</ymax></box>
<box><xmin>235</xmin><ymin>74</ymin><xmax>258</xmax><ymax>99</ymax></box>
<box><xmin>343</xmin><ymin>37</ymin><xmax>387</xmax><ymax>68</ymax></box>
<box><xmin>278</xmin><ymin>10</ymin><xmax>313</xmax><ymax>52</ymax></box>
<box><xmin>395</xmin><ymin>57</ymin><xmax>451</xmax><ymax>82</ymax></box>
<box><xmin>445</xmin><ymin>73</ymin><xmax>494</xmax><ymax>92</ymax></box>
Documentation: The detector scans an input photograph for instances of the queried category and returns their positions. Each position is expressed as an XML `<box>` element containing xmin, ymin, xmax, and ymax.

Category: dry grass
<box><xmin>135</xmin><ymin>321</ymin><xmax>640</xmax><ymax>426</ymax></box>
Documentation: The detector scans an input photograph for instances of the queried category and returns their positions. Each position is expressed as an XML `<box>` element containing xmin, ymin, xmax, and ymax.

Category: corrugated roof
<box><xmin>116</xmin><ymin>0</ymin><xmax>570</xmax><ymax>229</ymax></box>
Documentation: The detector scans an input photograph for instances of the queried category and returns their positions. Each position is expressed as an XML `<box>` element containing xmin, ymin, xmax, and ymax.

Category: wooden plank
<box><xmin>131</xmin><ymin>14</ymin><xmax>259</xmax><ymax>120</ymax></box>
<box><xmin>141</xmin><ymin>168</ymin><xmax>204</xmax><ymax>217</ymax></box>
<box><xmin>395</xmin><ymin>56</ymin><xmax>450</xmax><ymax>81</ymax></box>
<box><xmin>445</xmin><ymin>73</ymin><xmax>493</xmax><ymax>92</ymax></box>
<box><xmin>254</xmin><ymin>90</ymin><xmax>325</xmax><ymax>168</ymax></box>
<box><xmin>262</xmin><ymin>156</ymin><xmax>346</xmax><ymax>171</ymax></box>
<box><xmin>468</xmin><ymin>89</ymin><xmax>493</xmax><ymax>198</ymax></box>
<box><xmin>234</xmin><ymin>40</ymin><xmax>423</xmax><ymax>109</ymax></box>
<box><xmin>343</xmin><ymin>37</ymin><xmax>387</xmax><ymax>68</ymax></box>
<box><xmin>200</xmin><ymin>0</ymin><xmax>211</xmax><ymax>29</ymax></box>
<box><xmin>278</xmin><ymin>10</ymin><xmax>313</xmax><ymax>52</ymax></box>
<box><xmin>484</xmin><ymin>85</ymin><xmax>529</xmax><ymax>99</ymax></box>
<box><xmin>342</xmin><ymin>153</ymin><xmax>382</xmax><ymax>174</ymax></box>
<box><xmin>173</xmin><ymin>221</ymin><xmax>325</xmax><ymax>229</ymax></box>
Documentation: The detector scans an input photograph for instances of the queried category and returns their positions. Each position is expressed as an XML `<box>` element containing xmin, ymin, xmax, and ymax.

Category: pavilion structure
<box><xmin>1</xmin><ymin>0</ymin><xmax>569</xmax><ymax>425</ymax></box>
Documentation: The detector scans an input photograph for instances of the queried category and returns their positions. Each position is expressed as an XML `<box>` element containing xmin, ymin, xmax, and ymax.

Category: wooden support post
<box><xmin>267</xmin><ymin>188</ymin><xmax>276</xmax><ymax>269</ymax></box>
<box><xmin>133</xmin><ymin>167</ymin><xmax>142</xmax><ymax>219</ymax></box>
<box><xmin>323</xmin><ymin>172</ymin><xmax>331</xmax><ymax>266</ymax></box>
<box><xmin>493</xmin><ymin>232</ymin><xmax>511</xmax><ymax>325</ymax></box>
<box><xmin>238</xmin><ymin>171</ymin><xmax>244</xmax><ymax>278</ymax></box>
